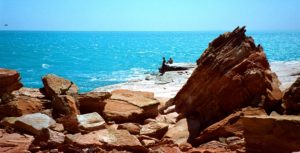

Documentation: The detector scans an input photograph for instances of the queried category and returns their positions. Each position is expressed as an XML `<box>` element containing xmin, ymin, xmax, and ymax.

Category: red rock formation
<box><xmin>283</xmin><ymin>77</ymin><xmax>300</xmax><ymax>114</ymax></box>
<box><xmin>0</xmin><ymin>129</ymin><xmax>34</xmax><ymax>153</ymax></box>
<box><xmin>174</xmin><ymin>27</ymin><xmax>282</xmax><ymax>130</ymax></box>
<box><xmin>0</xmin><ymin>68</ymin><xmax>22</xmax><ymax>99</ymax></box>
<box><xmin>76</xmin><ymin>92</ymin><xmax>111</xmax><ymax>114</ymax></box>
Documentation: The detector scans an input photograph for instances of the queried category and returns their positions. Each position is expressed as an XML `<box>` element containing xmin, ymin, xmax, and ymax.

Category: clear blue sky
<box><xmin>1</xmin><ymin>0</ymin><xmax>300</xmax><ymax>31</ymax></box>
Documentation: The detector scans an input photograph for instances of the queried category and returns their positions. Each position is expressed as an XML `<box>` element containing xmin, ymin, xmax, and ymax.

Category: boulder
<box><xmin>243</xmin><ymin>115</ymin><xmax>300</xmax><ymax>153</ymax></box>
<box><xmin>52</xmin><ymin>95</ymin><xmax>79</xmax><ymax>117</ymax></box>
<box><xmin>283</xmin><ymin>77</ymin><xmax>300</xmax><ymax>114</ymax></box>
<box><xmin>174</xmin><ymin>26</ymin><xmax>282</xmax><ymax>130</ymax></box>
<box><xmin>42</xmin><ymin>74</ymin><xmax>78</xmax><ymax>98</ymax></box>
<box><xmin>77</xmin><ymin>112</ymin><xmax>106</xmax><ymax>132</ymax></box>
<box><xmin>103</xmin><ymin>90</ymin><xmax>159</xmax><ymax>123</ymax></box>
<box><xmin>14</xmin><ymin>113</ymin><xmax>56</xmax><ymax>135</ymax></box>
<box><xmin>76</xmin><ymin>92</ymin><xmax>111</xmax><ymax>114</ymax></box>
<box><xmin>35</xmin><ymin>128</ymin><xmax>65</xmax><ymax>148</ymax></box>
<box><xmin>140</xmin><ymin>121</ymin><xmax>169</xmax><ymax>139</ymax></box>
<box><xmin>12</xmin><ymin>87</ymin><xmax>46</xmax><ymax>99</ymax></box>
<box><xmin>118</xmin><ymin>123</ymin><xmax>141</xmax><ymax>135</ymax></box>
<box><xmin>0</xmin><ymin>96</ymin><xmax>44</xmax><ymax>117</ymax></box>
<box><xmin>66</xmin><ymin>128</ymin><xmax>147</xmax><ymax>152</ymax></box>
<box><xmin>194</xmin><ymin>107</ymin><xmax>266</xmax><ymax>145</ymax></box>
<box><xmin>0</xmin><ymin>129</ymin><xmax>34</xmax><ymax>153</ymax></box>
<box><xmin>0</xmin><ymin>68</ymin><xmax>22</xmax><ymax>98</ymax></box>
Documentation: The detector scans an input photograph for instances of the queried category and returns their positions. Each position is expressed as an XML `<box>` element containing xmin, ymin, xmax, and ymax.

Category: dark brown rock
<box><xmin>52</xmin><ymin>95</ymin><xmax>79</xmax><ymax>117</ymax></box>
<box><xmin>76</xmin><ymin>92</ymin><xmax>111</xmax><ymax>114</ymax></box>
<box><xmin>283</xmin><ymin>77</ymin><xmax>300</xmax><ymax>114</ymax></box>
<box><xmin>174</xmin><ymin>27</ymin><xmax>282</xmax><ymax>131</ymax></box>
<box><xmin>243</xmin><ymin>115</ymin><xmax>300</xmax><ymax>153</ymax></box>
<box><xmin>0</xmin><ymin>129</ymin><xmax>34</xmax><ymax>153</ymax></box>
<box><xmin>42</xmin><ymin>74</ymin><xmax>78</xmax><ymax>98</ymax></box>
<box><xmin>0</xmin><ymin>68</ymin><xmax>22</xmax><ymax>98</ymax></box>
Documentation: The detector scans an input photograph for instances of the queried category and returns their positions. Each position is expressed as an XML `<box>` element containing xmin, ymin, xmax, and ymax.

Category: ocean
<box><xmin>1</xmin><ymin>31</ymin><xmax>300</xmax><ymax>92</ymax></box>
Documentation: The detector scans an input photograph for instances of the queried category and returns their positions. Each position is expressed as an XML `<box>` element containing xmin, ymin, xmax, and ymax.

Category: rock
<box><xmin>14</xmin><ymin>113</ymin><xmax>56</xmax><ymax>135</ymax></box>
<box><xmin>76</xmin><ymin>92</ymin><xmax>111</xmax><ymax>114</ymax></box>
<box><xmin>140</xmin><ymin>121</ymin><xmax>169</xmax><ymax>139</ymax></box>
<box><xmin>0</xmin><ymin>96</ymin><xmax>44</xmax><ymax>117</ymax></box>
<box><xmin>283</xmin><ymin>77</ymin><xmax>300</xmax><ymax>114</ymax></box>
<box><xmin>35</xmin><ymin>128</ymin><xmax>65</xmax><ymax>148</ymax></box>
<box><xmin>11</xmin><ymin>87</ymin><xmax>45</xmax><ymax>99</ymax></box>
<box><xmin>0</xmin><ymin>68</ymin><xmax>23</xmax><ymax>98</ymax></box>
<box><xmin>187</xmin><ymin>140</ymin><xmax>235</xmax><ymax>153</ymax></box>
<box><xmin>42</xmin><ymin>74</ymin><xmax>78</xmax><ymax>98</ymax></box>
<box><xmin>52</xmin><ymin>95</ymin><xmax>79</xmax><ymax>117</ymax></box>
<box><xmin>174</xmin><ymin>27</ymin><xmax>283</xmax><ymax>131</ymax></box>
<box><xmin>66</xmin><ymin>128</ymin><xmax>147</xmax><ymax>152</ymax></box>
<box><xmin>50</xmin><ymin>123</ymin><xmax>64</xmax><ymax>132</ymax></box>
<box><xmin>149</xmin><ymin>140</ymin><xmax>181</xmax><ymax>153</ymax></box>
<box><xmin>0</xmin><ymin>129</ymin><xmax>34</xmax><ymax>153</ymax></box>
<box><xmin>0</xmin><ymin>117</ymin><xmax>17</xmax><ymax>127</ymax></box>
<box><xmin>141</xmin><ymin>139</ymin><xmax>156</xmax><ymax>147</ymax></box>
<box><xmin>155</xmin><ymin>112</ymin><xmax>179</xmax><ymax>124</ymax></box>
<box><xmin>103</xmin><ymin>90</ymin><xmax>159</xmax><ymax>123</ymax></box>
<box><xmin>56</xmin><ymin>115</ymin><xmax>78</xmax><ymax>133</ymax></box>
<box><xmin>243</xmin><ymin>115</ymin><xmax>300</xmax><ymax>153</ymax></box>
<box><xmin>193</xmin><ymin>107</ymin><xmax>266</xmax><ymax>145</ymax></box>
<box><xmin>117</xmin><ymin>123</ymin><xmax>141</xmax><ymax>135</ymax></box>
<box><xmin>77</xmin><ymin>112</ymin><xmax>106</xmax><ymax>132</ymax></box>
<box><xmin>164</xmin><ymin>118</ymin><xmax>201</xmax><ymax>145</ymax></box>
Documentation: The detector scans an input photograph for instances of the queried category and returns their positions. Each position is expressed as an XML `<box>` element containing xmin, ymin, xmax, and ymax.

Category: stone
<box><xmin>140</xmin><ymin>121</ymin><xmax>169</xmax><ymax>139</ymax></box>
<box><xmin>283</xmin><ymin>77</ymin><xmax>300</xmax><ymax>114</ymax></box>
<box><xmin>56</xmin><ymin>115</ymin><xmax>78</xmax><ymax>133</ymax></box>
<box><xmin>243</xmin><ymin>115</ymin><xmax>300</xmax><ymax>153</ymax></box>
<box><xmin>193</xmin><ymin>107</ymin><xmax>266</xmax><ymax>145</ymax></box>
<box><xmin>117</xmin><ymin>123</ymin><xmax>141</xmax><ymax>135</ymax></box>
<box><xmin>14</xmin><ymin>113</ymin><xmax>56</xmax><ymax>135</ymax></box>
<box><xmin>36</xmin><ymin>128</ymin><xmax>65</xmax><ymax>148</ymax></box>
<box><xmin>0</xmin><ymin>129</ymin><xmax>34</xmax><ymax>153</ymax></box>
<box><xmin>0</xmin><ymin>117</ymin><xmax>17</xmax><ymax>127</ymax></box>
<box><xmin>42</xmin><ymin>74</ymin><xmax>78</xmax><ymax>98</ymax></box>
<box><xmin>174</xmin><ymin>26</ymin><xmax>283</xmax><ymax>131</ymax></box>
<box><xmin>0</xmin><ymin>68</ymin><xmax>23</xmax><ymax>97</ymax></box>
<box><xmin>0</xmin><ymin>96</ymin><xmax>44</xmax><ymax>117</ymax></box>
<box><xmin>187</xmin><ymin>140</ymin><xmax>234</xmax><ymax>153</ymax></box>
<box><xmin>52</xmin><ymin>95</ymin><xmax>79</xmax><ymax>117</ymax></box>
<box><xmin>76</xmin><ymin>92</ymin><xmax>111</xmax><ymax>114</ymax></box>
<box><xmin>77</xmin><ymin>112</ymin><xmax>106</xmax><ymax>132</ymax></box>
<box><xmin>66</xmin><ymin>128</ymin><xmax>147</xmax><ymax>152</ymax></box>
<box><xmin>103</xmin><ymin>89</ymin><xmax>159</xmax><ymax>123</ymax></box>
<box><xmin>164</xmin><ymin>118</ymin><xmax>201</xmax><ymax>145</ymax></box>
<box><xmin>12</xmin><ymin>87</ymin><xmax>45</xmax><ymax>99</ymax></box>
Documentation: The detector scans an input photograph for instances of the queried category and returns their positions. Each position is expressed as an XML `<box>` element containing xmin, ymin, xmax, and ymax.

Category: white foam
<box><xmin>42</xmin><ymin>64</ymin><xmax>50</xmax><ymax>69</ymax></box>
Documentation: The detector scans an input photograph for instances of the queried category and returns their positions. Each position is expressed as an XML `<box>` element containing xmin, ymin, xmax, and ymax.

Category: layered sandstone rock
<box><xmin>76</xmin><ymin>92</ymin><xmax>111</xmax><ymax>114</ymax></box>
<box><xmin>0</xmin><ymin>68</ymin><xmax>22</xmax><ymax>100</ymax></box>
<box><xmin>103</xmin><ymin>90</ymin><xmax>159</xmax><ymax>123</ymax></box>
<box><xmin>0</xmin><ymin>129</ymin><xmax>34</xmax><ymax>153</ymax></box>
<box><xmin>140</xmin><ymin>121</ymin><xmax>169</xmax><ymax>139</ymax></box>
<box><xmin>174</xmin><ymin>26</ymin><xmax>282</xmax><ymax>130</ymax></box>
<box><xmin>52</xmin><ymin>95</ymin><xmax>79</xmax><ymax>117</ymax></box>
<box><xmin>243</xmin><ymin>115</ymin><xmax>300</xmax><ymax>153</ymax></box>
<box><xmin>42</xmin><ymin>74</ymin><xmax>78</xmax><ymax>98</ymax></box>
<box><xmin>77</xmin><ymin>112</ymin><xmax>106</xmax><ymax>132</ymax></box>
<box><xmin>283</xmin><ymin>77</ymin><xmax>300</xmax><ymax>114</ymax></box>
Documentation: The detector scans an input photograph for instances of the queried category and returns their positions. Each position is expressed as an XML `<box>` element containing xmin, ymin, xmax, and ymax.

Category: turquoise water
<box><xmin>1</xmin><ymin>31</ymin><xmax>300</xmax><ymax>92</ymax></box>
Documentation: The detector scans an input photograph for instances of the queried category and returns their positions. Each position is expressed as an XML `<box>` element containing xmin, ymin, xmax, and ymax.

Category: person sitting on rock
<box><xmin>159</xmin><ymin>57</ymin><xmax>167</xmax><ymax>75</ymax></box>
<box><xmin>167</xmin><ymin>57</ymin><xmax>173</xmax><ymax>64</ymax></box>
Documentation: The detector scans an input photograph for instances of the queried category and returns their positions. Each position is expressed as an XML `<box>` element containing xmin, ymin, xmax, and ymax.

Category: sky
<box><xmin>0</xmin><ymin>0</ymin><xmax>300</xmax><ymax>31</ymax></box>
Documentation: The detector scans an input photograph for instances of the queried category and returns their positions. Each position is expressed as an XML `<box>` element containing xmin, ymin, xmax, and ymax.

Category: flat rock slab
<box><xmin>15</xmin><ymin>113</ymin><xmax>56</xmax><ymax>135</ymax></box>
<box><xmin>140</xmin><ymin>122</ymin><xmax>168</xmax><ymax>139</ymax></box>
<box><xmin>0</xmin><ymin>129</ymin><xmax>34</xmax><ymax>153</ymax></box>
<box><xmin>77</xmin><ymin>112</ymin><xmax>106</xmax><ymax>132</ymax></box>
<box><xmin>66</xmin><ymin>128</ymin><xmax>147</xmax><ymax>152</ymax></box>
<box><xmin>243</xmin><ymin>115</ymin><xmax>300</xmax><ymax>153</ymax></box>
<box><xmin>76</xmin><ymin>92</ymin><xmax>111</xmax><ymax>114</ymax></box>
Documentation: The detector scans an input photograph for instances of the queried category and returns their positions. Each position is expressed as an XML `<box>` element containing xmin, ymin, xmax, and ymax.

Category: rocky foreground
<box><xmin>1</xmin><ymin>27</ymin><xmax>300</xmax><ymax>153</ymax></box>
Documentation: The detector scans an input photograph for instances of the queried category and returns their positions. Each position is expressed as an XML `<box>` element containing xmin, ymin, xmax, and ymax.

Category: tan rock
<box><xmin>140</xmin><ymin>121</ymin><xmax>168</xmax><ymax>139</ymax></box>
<box><xmin>12</xmin><ymin>87</ymin><xmax>45</xmax><ymax>99</ymax></box>
<box><xmin>0</xmin><ymin>129</ymin><xmax>34</xmax><ymax>153</ymax></box>
<box><xmin>174</xmin><ymin>27</ymin><xmax>283</xmax><ymax>131</ymax></box>
<box><xmin>0</xmin><ymin>96</ymin><xmax>44</xmax><ymax>117</ymax></box>
<box><xmin>42</xmin><ymin>74</ymin><xmax>78</xmax><ymax>98</ymax></box>
<box><xmin>117</xmin><ymin>123</ymin><xmax>141</xmax><ymax>135</ymax></box>
<box><xmin>0</xmin><ymin>68</ymin><xmax>22</xmax><ymax>97</ymax></box>
<box><xmin>77</xmin><ymin>112</ymin><xmax>106</xmax><ymax>132</ymax></box>
<box><xmin>15</xmin><ymin>113</ymin><xmax>56</xmax><ymax>135</ymax></box>
<box><xmin>52</xmin><ymin>95</ymin><xmax>79</xmax><ymax>117</ymax></box>
<box><xmin>243</xmin><ymin>115</ymin><xmax>300</xmax><ymax>153</ymax></box>
<box><xmin>66</xmin><ymin>128</ymin><xmax>147</xmax><ymax>152</ymax></box>
<box><xmin>187</xmin><ymin>140</ymin><xmax>234</xmax><ymax>153</ymax></box>
<box><xmin>76</xmin><ymin>92</ymin><xmax>111</xmax><ymax>114</ymax></box>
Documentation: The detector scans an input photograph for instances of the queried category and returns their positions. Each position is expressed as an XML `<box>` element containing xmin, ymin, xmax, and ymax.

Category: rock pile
<box><xmin>1</xmin><ymin>27</ymin><xmax>300</xmax><ymax>152</ymax></box>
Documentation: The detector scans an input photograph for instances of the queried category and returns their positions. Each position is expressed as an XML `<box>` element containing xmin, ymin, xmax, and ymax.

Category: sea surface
<box><xmin>1</xmin><ymin>31</ymin><xmax>300</xmax><ymax>92</ymax></box>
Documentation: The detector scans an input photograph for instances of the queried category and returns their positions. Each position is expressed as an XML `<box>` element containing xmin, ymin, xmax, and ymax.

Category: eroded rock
<box><xmin>0</xmin><ymin>129</ymin><xmax>34</xmax><ymax>153</ymax></box>
<box><xmin>283</xmin><ymin>77</ymin><xmax>300</xmax><ymax>114</ymax></box>
<box><xmin>0</xmin><ymin>68</ymin><xmax>23</xmax><ymax>98</ymax></box>
<box><xmin>52</xmin><ymin>95</ymin><xmax>79</xmax><ymax>117</ymax></box>
<box><xmin>76</xmin><ymin>92</ymin><xmax>111</xmax><ymax>114</ymax></box>
<box><xmin>77</xmin><ymin>112</ymin><xmax>106</xmax><ymax>132</ymax></box>
<box><xmin>140</xmin><ymin>121</ymin><xmax>168</xmax><ymax>139</ymax></box>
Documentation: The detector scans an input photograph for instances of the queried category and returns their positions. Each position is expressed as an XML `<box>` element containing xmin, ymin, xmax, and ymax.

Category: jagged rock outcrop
<box><xmin>243</xmin><ymin>115</ymin><xmax>300</xmax><ymax>153</ymax></box>
<box><xmin>174</xmin><ymin>26</ymin><xmax>282</xmax><ymax>130</ymax></box>
<box><xmin>52</xmin><ymin>95</ymin><xmax>80</xmax><ymax>117</ymax></box>
<box><xmin>76</xmin><ymin>92</ymin><xmax>111</xmax><ymax>114</ymax></box>
<box><xmin>42</xmin><ymin>74</ymin><xmax>78</xmax><ymax>98</ymax></box>
<box><xmin>0</xmin><ymin>68</ymin><xmax>22</xmax><ymax>100</ymax></box>
<box><xmin>283</xmin><ymin>77</ymin><xmax>300</xmax><ymax>114</ymax></box>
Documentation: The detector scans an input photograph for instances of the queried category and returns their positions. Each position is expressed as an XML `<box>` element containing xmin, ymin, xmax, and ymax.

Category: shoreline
<box><xmin>94</xmin><ymin>61</ymin><xmax>300</xmax><ymax>98</ymax></box>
